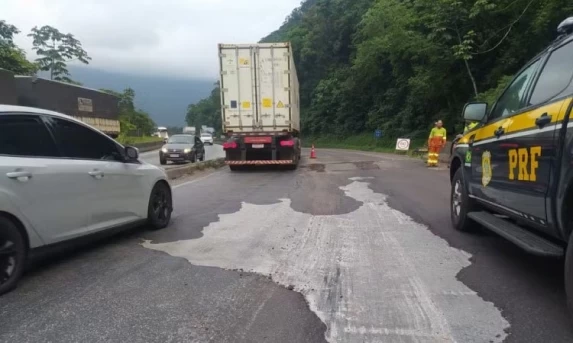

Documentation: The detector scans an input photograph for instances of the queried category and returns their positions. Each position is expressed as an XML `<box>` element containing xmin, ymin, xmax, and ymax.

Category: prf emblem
<box><xmin>482</xmin><ymin>151</ymin><xmax>492</xmax><ymax>187</ymax></box>
<box><xmin>508</xmin><ymin>147</ymin><xmax>541</xmax><ymax>181</ymax></box>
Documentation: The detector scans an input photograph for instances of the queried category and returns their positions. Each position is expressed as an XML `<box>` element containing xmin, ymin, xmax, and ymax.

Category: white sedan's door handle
<box><xmin>88</xmin><ymin>170</ymin><xmax>104</xmax><ymax>179</ymax></box>
<box><xmin>6</xmin><ymin>171</ymin><xmax>32</xmax><ymax>181</ymax></box>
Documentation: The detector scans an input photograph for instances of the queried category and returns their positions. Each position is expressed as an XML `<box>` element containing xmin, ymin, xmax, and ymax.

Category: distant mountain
<box><xmin>62</xmin><ymin>66</ymin><xmax>215</xmax><ymax>127</ymax></box>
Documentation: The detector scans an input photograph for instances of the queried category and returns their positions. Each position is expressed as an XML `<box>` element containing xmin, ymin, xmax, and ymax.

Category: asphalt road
<box><xmin>1</xmin><ymin>149</ymin><xmax>572</xmax><ymax>342</ymax></box>
<box><xmin>138</xmin><ymin>144</ymin><xmax>225</xmax><ymax>169</ymax></box>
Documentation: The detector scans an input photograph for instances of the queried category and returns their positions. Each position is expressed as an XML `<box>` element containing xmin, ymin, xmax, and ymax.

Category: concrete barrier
<box><xmin>132</xmin><ymin>141</ymin><xmax>164</xmax><ymax>153</ymax></box>
<box><xmin>165</xmin><ymin>158</ymin><xmax>226</xmax><ymax>180</ymax></box>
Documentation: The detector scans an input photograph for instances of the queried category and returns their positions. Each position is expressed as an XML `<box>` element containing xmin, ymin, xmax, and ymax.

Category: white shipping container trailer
<box><xmin>219</xmin><ymin>43</ymin><xmax>302</xmax><ymax>171</ymax></box>
<box><xmin>183</xmin><ymin>126</ymin><xmax>196</xmax><ymax>134</ymax></box>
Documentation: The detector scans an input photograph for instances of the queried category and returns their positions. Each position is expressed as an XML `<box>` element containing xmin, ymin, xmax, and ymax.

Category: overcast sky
<box><xmin>2</xmin><ymin>0</ymin><xmax>301</xmax><ymax>79</ymax></box>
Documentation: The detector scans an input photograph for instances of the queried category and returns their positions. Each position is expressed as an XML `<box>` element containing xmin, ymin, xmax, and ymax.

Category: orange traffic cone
<box><xmin>310</xmin><ymin>144</ymin><xmax>317</xmax><ymax>159</ymax></box>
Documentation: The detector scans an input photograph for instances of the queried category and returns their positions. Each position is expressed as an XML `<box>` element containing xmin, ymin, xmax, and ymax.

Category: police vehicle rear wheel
<box><xmin>451</xmin><ymin>168</ymin><xmax>479</xmax><ymax>232</ymax></box>
<box><xmin>565</xmin><ymin>232</ymin><xmax>573</xmax><ymax>321</ymax></box>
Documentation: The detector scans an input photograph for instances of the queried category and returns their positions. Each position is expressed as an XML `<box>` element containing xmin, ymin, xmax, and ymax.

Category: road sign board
<box><xmin>374</xmin><ymin>129</ymin><xmax>382</xmax><ymax>138</ymax></box>
<box><xmin>395</xmin><ymin>138</ymin><xmax>411</xmax><ymax>151</ymax></box>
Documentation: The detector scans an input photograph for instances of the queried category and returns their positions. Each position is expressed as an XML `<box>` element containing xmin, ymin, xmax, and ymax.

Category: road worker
<box><xmin>464</xmin><ymin>120</ymin><xmax>479</xmax><ymax>133</ymax></box>
<box><xmin>427</xmin><ymin>120</ymin><xmax>446</xmax><ymax>167</ymax></box>
<box><xmin>455</xmin><ymin>120</ymin><xmax>480</xmax><ymax>140</ymax></box>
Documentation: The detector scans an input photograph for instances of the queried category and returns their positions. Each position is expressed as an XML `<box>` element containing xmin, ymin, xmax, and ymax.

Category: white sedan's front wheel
<box><xmin>0</xmin><ymin>217</ymin><xmax>26</xmax><ymax>296</ymax></box>
<box><xmin>147</xmin><ymin>182</ymin><xmax>172</xmax><ymax>230</ymax></box>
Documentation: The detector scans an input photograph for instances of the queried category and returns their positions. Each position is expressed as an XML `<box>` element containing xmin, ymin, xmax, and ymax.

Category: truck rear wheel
<box><xmin>286</xmin><ymin>155</ymin><xmax>299</xmax><ymax>170</ymax></box>
<box><xmin>229</xmin><ymin>165</ymin><xmax>243</xmax><ymax>171</ymax></box>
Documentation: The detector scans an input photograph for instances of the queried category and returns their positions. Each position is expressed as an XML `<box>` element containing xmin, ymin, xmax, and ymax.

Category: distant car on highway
<box><xmin>200</xmin><ymin>133</ymin><xmax>214</xmax><ymax>145</ymax></box>
<box><xmin>0</xmin><ymin>105</ymin><xmax>173</xmax><ymax>296</ymax></box>
<box><xmin>153</xmin><ymin>127</ymin><xmax>169</xmax><ymax>143</ymax></box>
<box><xmin>159</xmin><ymin>134</ymin><xmax>205</xmax><ymax>165</ymax></box>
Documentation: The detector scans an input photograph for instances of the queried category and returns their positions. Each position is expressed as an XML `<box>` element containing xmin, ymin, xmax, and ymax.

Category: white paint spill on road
<box><xmin>143</xmin><ymin>179</ymin><xmax>509</xmax><ymax>343</ymax></box>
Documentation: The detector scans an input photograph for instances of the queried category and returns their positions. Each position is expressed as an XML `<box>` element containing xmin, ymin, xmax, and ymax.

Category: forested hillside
<box><xmin>189</xmin><ymin>0</ymin><xmax>573</xmax><ymax>139</ymax></box>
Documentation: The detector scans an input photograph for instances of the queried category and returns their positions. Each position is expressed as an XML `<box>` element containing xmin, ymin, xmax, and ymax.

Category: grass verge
<box><xmin>116</xmin><ymin>136</ymin><xmax>164</xmax><ymax>145</ymax></box>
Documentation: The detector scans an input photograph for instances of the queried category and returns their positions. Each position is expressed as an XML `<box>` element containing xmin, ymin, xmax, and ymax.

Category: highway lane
<box><xmin>1</xmin><ymin>149</ymin><xmax>572</xmax><ymax>343</ymax></box>
<box><xmin>138</xmin><ymin>144</ymin><xmax>225</xmax><ymax>169</ymax></box>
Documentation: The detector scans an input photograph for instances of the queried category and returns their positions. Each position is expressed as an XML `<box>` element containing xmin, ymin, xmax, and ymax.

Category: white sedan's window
<box><xmin>49</xmin><ymin>117</ymin><xmax>122</xmax><ymax>161</ymax></box>
<box><xmin>0</xmin><ymin>115</ymin><xmax>59</xmax><ymax>158</ymax></box>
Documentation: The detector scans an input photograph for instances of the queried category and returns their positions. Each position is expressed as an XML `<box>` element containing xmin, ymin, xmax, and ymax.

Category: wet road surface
<box><xmin>1</xmin><ymin>148</ymin><xmax>572</xmax><ymax>342</ymax></box>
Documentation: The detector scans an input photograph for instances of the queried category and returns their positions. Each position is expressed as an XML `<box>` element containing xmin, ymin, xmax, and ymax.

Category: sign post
<box><xmin>395</xmin><ymin>138</ymin><xmax>411</xmax><ymax>152</ymax></box>
<box><xmin>374</xmin><ymin>129</ymin><xmax>382</xmax><ymax>139</ymax></box>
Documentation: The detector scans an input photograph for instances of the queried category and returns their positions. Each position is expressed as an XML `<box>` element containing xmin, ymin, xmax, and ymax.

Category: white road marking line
<box><xmin>143</xmin><ymin>179</ymin><xmax>509</xmax><ymax>343</ymax></box>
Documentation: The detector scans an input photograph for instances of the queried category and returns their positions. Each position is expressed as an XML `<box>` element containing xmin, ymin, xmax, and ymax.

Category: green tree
<box><xmin>28</xmin><ymin>25</ymin><xmax>91</xmax><ymax>82</ymax></box>
<box><xmin>101</xmin><ymin>87</ymin><xmax>156</xmax><ymax>136</ymax></box>
<box><xmin>194</xmin><ymin>0</ymin><xmax>573</xmax><ymax>140</ymax></box>
<box><xmin>0</xmin><ymin>20</ymin><xmax>36</xmax><ymax>75</ymax></box>
<box><xmin>186</xmin><ymin>82</ymin><xmax>221</xmax><ymax>133</ymax></box>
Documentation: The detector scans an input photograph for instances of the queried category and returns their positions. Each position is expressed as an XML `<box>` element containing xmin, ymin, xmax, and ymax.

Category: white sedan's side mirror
<box><xmin>125</xmin><ymin>146</ymin><xmax>139</xmax><ymax>161</ymax></box>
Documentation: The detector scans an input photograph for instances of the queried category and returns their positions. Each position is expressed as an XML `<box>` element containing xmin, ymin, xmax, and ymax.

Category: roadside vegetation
<box><xmin>189</xmin><ymin>0</ymin><xmax>572</xmax><ymax>149</ymax></box>
<box><xmin>185</xmin><ymin>83</ymin><xmax>221</xmax><ymax>134</ymax></box>
<box><xmin>303</xmin><ymin>134</ymin><xmax>426</xmax><ymax>155</ymax></box>
<box><xmin>116</xmin><ymin>135</ymin><xmax>163</xmax><ymax>146</ymax></box>
<box><xmin>99</xmin><ymin>87</ymin><xmax>156</xmax><ymax>137</ymax></box>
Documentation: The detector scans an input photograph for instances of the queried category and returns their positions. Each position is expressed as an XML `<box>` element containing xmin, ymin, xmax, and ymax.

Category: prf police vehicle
<box><xmin>449</xmin><ymin>17</ymin><xmax>573</xmax><ymax>316</ymax></box>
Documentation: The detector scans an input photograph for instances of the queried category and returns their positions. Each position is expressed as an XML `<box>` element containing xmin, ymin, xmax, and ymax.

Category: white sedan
<box><xmin>200</xmin><ymin>133</ymin><xmax>214</xmax><ymax>145</ymax></box>
<box><xmin>0</xmin><ymin>105</ymin><xmax>173</xmax><ymax>295</ymax></box>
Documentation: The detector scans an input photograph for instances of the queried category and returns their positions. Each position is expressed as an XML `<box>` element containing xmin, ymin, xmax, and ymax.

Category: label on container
<box><xmin>78</xmin><ymin>97</ymin><xmax>93</xmax><ymax>112</ymax></box>
<box><xmin>262</xmin><ymin>98</ymin><xmax>272</xmax><ymax>108</ymax></box>
<box><xmin>239</xmin><ymin>58</ymin><xmax>250</xmax><ymax>66</ymax></box>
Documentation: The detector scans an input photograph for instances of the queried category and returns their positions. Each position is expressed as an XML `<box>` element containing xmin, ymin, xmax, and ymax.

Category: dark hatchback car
<box><xmin>159</xmin><ymin>134</ymin><xmax>205</xmax><ymax>165</ymax></box>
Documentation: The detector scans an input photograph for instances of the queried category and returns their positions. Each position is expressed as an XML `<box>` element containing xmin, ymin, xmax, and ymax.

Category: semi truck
<box><xmin>218</xmin><ymin>42</ymin><xmax>301</xmax><ymax>171</ymax></box>
<box><xmin>4</xmin><ymin>74</ymin><xmax>121</xmax><ymax>137</ymax></box>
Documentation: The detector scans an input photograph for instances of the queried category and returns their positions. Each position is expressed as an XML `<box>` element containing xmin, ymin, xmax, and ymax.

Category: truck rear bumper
<box><xmin>226</xmin><ymin>160</ymin><xmax>294</xmax><ymax>165</ymax></box>
<box><xmin>224</xmin><ymin>134</ymin><xmax>300</xmax><ymax>164</ymax></box>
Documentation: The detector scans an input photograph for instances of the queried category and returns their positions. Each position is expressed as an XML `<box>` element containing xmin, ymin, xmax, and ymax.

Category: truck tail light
<box><xmin>280</xmin><ymin>139</ymin><xmax>295</xmax><ymax>147</ymax></box>
<box><xmin>223</xmin><ymin>141</ymin><xmax>238</xmax><ymax>149</ymax></box>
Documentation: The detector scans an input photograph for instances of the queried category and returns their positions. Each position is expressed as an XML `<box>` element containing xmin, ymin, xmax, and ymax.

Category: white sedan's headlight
<box><xmin>161</xmin><ymin>148</ymin><xmax>167</xmax><ymax>153</ymax></box>
<box><xmin>184</xmin><ymin>148</ymin><xmax>192</xmax><ymax>153</ymax></box>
